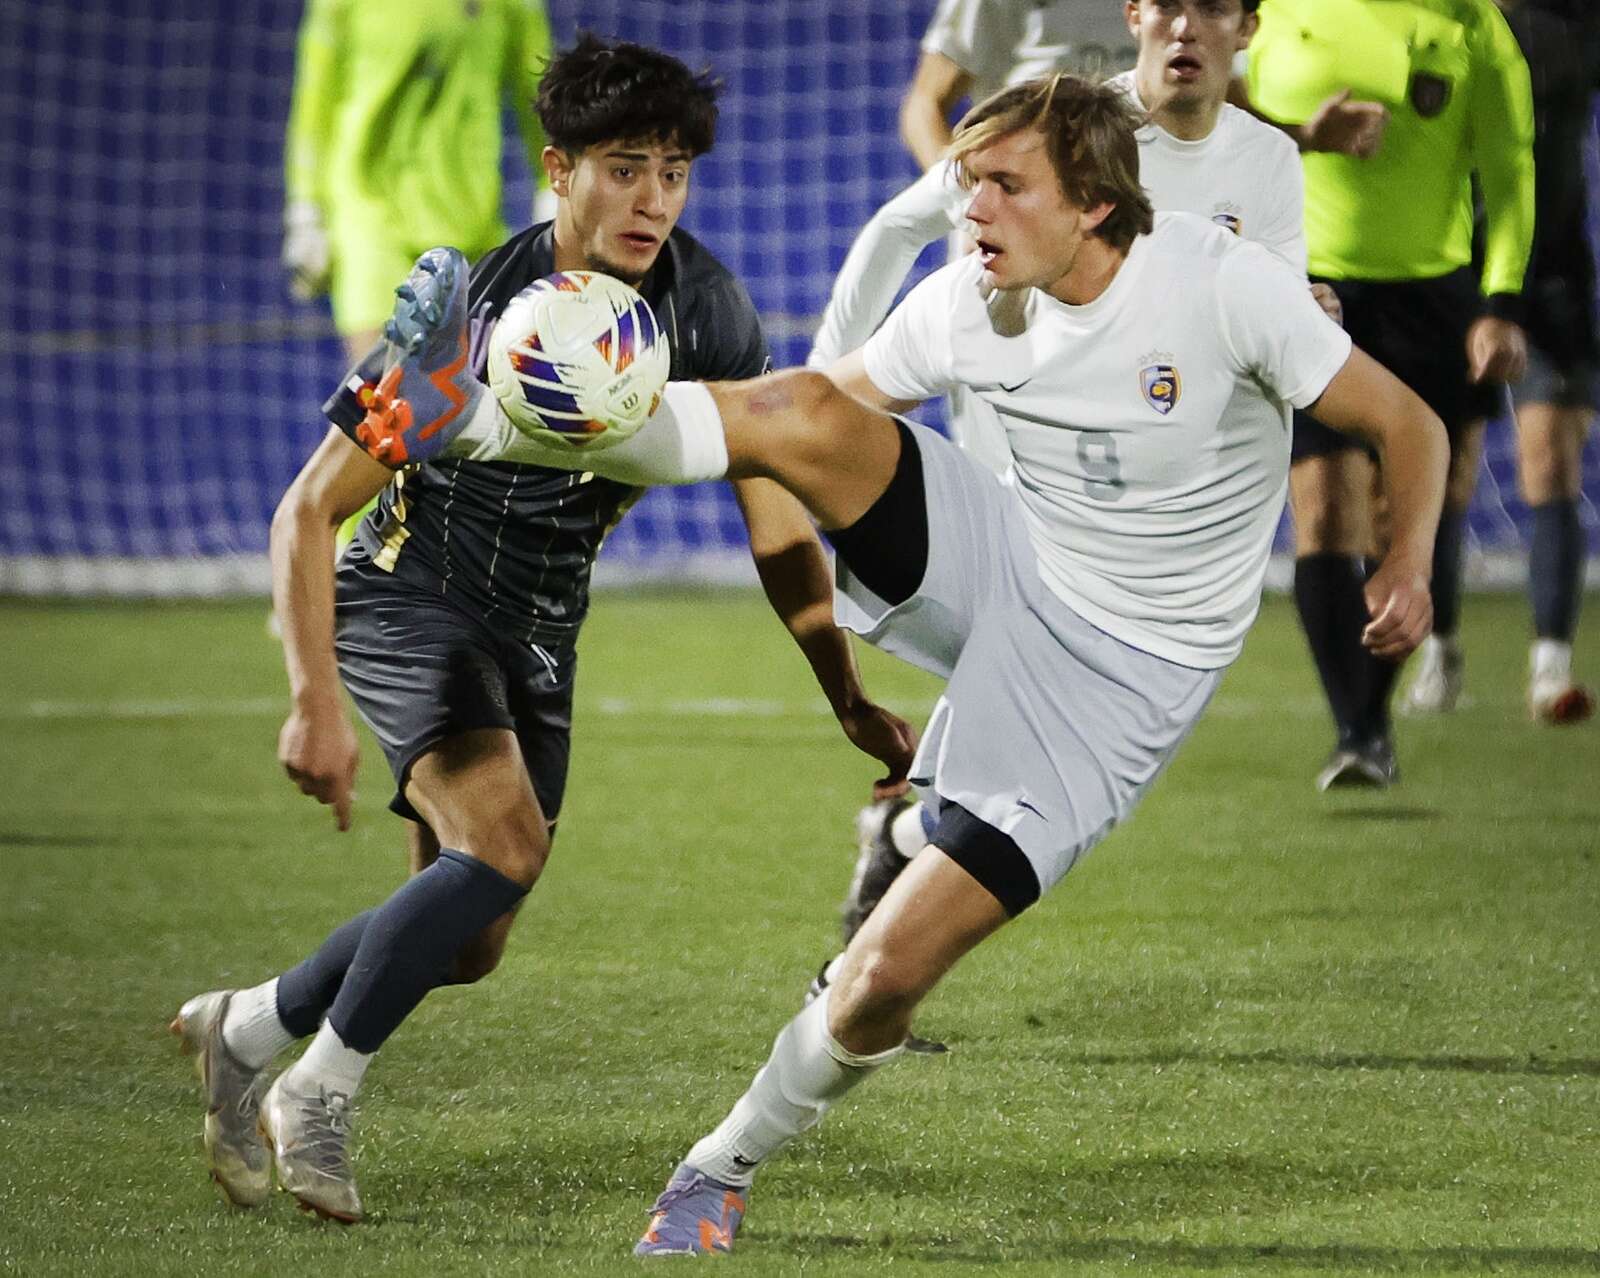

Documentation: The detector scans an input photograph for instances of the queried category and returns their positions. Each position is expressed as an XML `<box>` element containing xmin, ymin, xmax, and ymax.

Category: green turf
<box><xmin>1</xmin><ymin>591</ymin><xmax>1596</xmax><ymax>1276</ymax></box>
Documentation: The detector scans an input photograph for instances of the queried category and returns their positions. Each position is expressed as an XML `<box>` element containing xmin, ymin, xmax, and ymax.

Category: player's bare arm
<box><xmin>731</xmin><ymin>476</ymin><xmax>917</xmax><ymax>795</ymax></box>
<box><xmin>822</xmin><ymin>348</ymin><xmax>920</xmax><ymax>415</ymax></box>
<box><xmin>899</xmin><ymin>50</ymin><xmax>973</xmax><ymax>170</ymax></box>
<box><xmin>1306</xmin><ymin>348</ymin><xmax>1449</xmax><ymax>659</ymax></box>
<box><xmin>270</xmin><ymin>428</ymin><xmax>393</xmax><ymax>830</ymax></box>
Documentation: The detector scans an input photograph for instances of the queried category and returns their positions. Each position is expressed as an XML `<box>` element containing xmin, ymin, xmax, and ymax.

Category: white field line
<box><xmin>7</xmin><ymin>694</ymin><xmax>1332</xmax><ymax>722</ymax></box>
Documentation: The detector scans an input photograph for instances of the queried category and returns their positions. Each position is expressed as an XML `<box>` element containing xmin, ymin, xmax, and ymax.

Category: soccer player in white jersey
<box><xmin>813</xmin><ymin>0</ymin><xmax>1316</xmax><ymax>991</ymax></box>
<box><xmin>902</xmin><ymin>0</ymin><xmax>1139</xmax><ymax>170</ymax></box>
<box><xmin>379</xmin><ymin>74</ymin><xmax>1445</xmax><ymax>1254</ymax></box>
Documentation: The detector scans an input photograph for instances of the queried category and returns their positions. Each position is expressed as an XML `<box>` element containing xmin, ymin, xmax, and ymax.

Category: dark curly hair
<box><xmin>537</xmin><ymin>33</ymin><xmax>720</xmax><ymax>157</ymax></box>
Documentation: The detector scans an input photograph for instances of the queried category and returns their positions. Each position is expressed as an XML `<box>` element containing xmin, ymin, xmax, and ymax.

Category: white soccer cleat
<box><xmin>169</xmin><ymin>990</ymin><xmax>272</xmax><ymax>1208</ymax></box>
<box><xmin>258</xmin><ymin>1074</ymin><xmax>364</xmax><ymax>1223</ymax></box>
<box><xmin>1528</xmin><ymin>645</ymin><xmax>1594</xmax><ymax>726</ymax></box>
<box><xmin>1400</xmin><ymin>634</ymin><xmax>1464</xmax><ymax>716</ymax></box>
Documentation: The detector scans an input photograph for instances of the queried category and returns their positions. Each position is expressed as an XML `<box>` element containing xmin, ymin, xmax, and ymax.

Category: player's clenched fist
<box><xmin>278</xmin><ymin>702</ymin><xmax>360</xmax><ymax>831</ymax></box>
<box><xmin>1361</xmin><ymin>558</ymin><xmax>1434</xmax><ymax>661</ymax></box>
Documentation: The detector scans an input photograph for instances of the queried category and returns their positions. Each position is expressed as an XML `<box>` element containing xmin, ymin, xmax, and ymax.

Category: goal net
<box><xmin>2</xmin><ymin>0</ymin><xmax>1595</xmax><ymax>596</ymax></box>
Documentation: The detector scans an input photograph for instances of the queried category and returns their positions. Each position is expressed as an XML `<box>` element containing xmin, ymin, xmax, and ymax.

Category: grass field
<box><xmin>2</xmin><ymin>590</ymin><xmax>1597</xmax><ymax>1276</ymax></box>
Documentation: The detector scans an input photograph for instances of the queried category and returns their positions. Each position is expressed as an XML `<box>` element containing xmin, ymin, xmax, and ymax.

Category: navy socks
<box><xmin>276</xmin><ymin>908</ymin><xmax>376</xmax><ymax>1039</ymax></box>
<box><xmin>306</xmin><ymin>851</ymin><xmax>527</xmax><ymax>1054</ymax></box>
<box><xmin>1430</xmin><ymin>507</ymin><xmax>1467</xmax><ymax>639</ymax></box>
<box><xmin>1530</xmin><ymin>499</ymin><xmax>1583</xmax><ymax>641</ymax></box>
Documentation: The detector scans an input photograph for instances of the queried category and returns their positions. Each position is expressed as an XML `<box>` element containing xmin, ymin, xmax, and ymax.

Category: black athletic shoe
<box><xmin>841</xmin><ymin>797</ymin><xmax>913</xmax><ymax>942</ymax></box>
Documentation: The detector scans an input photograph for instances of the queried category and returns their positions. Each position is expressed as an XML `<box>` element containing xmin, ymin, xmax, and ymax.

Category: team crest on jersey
<box><xmin>1211</xmin><ymin>204</ymin><xmax>1242</xmax><ymax>236</ymax></box>
<box><xmin>1140</xmin><ymin>363</ymin><xmax>1182</xmax><ymax>415</ymax></box>
<box><xmin>1410</xmin><ymin>72</ymin><xmax>1451</xmax><ymax>118</ymax></box>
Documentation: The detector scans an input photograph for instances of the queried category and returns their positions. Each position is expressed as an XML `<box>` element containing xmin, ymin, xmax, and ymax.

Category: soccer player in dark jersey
<box><xmin>168</xmin><ymin>34</ymin><xmax>914</xmax><ymax>1223</ymax></box>
<box><xmin>1411</xmin><ymin>0</ymin><xmax>1596</xmax><ymax>722</ymax></box>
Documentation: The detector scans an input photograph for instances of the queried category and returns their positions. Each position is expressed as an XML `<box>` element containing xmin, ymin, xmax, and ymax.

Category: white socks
<box><xmin>281</xmin><ymin>1021</ymin><xmax>373</xmax><ymax>1099</ymax></box>
<box><xmin>684</xmin><ymin>990</ymin><xmax>904</xmax><ymax>1187</ymax></box>
<box><xmin>221</xmin><ymin>978</ymin><xmax>297</xmax><ymax>1070</ymax></box>
<box><xmin>1531</xmin><ymin>638</ymin><xmax>1573</xmax><ymax>683</ymax></box>
<box><xmin>449</xmin><ymin>379</ymin><xmax>729</xmax><ymax>486</ymax></box>
<box><xmin>222</xmin><ymin>979</ymin><xmax>371</xmax><ymax>1096</ymax></box>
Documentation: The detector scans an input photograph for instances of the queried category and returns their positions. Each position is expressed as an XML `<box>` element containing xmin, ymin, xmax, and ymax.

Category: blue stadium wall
<box><xmin>1</xmin><ymin>0</ymin><xmax>1596</xmax><ymax>595</ymax></box>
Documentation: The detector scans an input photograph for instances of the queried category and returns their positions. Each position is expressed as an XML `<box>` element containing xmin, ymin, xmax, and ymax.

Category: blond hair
<box><xmin>948</xmin><ymin>75</ymin><xmax>1154</xmax><ymax>253</ymax></box>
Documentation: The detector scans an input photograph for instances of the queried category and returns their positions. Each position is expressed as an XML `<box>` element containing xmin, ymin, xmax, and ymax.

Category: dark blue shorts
<box><xmin>333</xmin><ymin>546</ymin><xmax>574</xmax><ymax>826</ymax></box>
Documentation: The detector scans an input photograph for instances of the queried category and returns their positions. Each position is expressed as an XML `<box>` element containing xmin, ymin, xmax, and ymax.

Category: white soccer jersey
<box><xmin>808</xmin><ymin>72</ymin><xmax>1305</xmax><ymax>368</ymax></box>
<box><xmin>922</xmin><ymin>0</ymin><xmax>1137</xmax><ymax>106</ymax></box>
<box><xmin>860</xmin><ymin>213</ymin><xmax>1352</xmax><ymax>668</ymax></box>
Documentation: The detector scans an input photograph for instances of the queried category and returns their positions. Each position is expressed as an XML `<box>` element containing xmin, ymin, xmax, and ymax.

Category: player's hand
<box><xmin>282</xmin><ymin>200</ymin><xmax>332</xmax><ymax>300</ymax></box>
<box><xmin>1361</xmin><ymin>556</ymin><xmax>1433</xmax><ymax>661</ymax></box>
<box><xmin>1298</xmin><ymin>91</ymin><xmax>1389</xmax><ymax>158</ymax></box>
<box><xmin>278</xmin><ymin>700</ymin><xmax>360</xmax><ymax>830</ymax></box>
<box><xmin>1310</xmin><ymin>282</ymin><xmax>1343</xmax><ymax>326</ymax></box>
<box><xmin>837</xmin><ymin>702</ymin><xmax>919</xmax><ymax>800</ymax></box>
<box><xmin>1465</xmin><ymin>316</ymin><xmax>1528</xmax><ymax>385</ymax></box>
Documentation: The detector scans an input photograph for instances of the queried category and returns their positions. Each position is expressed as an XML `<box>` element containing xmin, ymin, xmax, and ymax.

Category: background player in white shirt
<box><xmin>901</xmin><ymin>0</ymin><xmax>1139</xmax><ymax>170</ymax></box>
<box><xmin>435</xmin><ymin>75</ymin><xmax>1443</xmax><ymax>1255</ymax></box>
<box><xmin>814</xmin><ymin>0</ymin><xmax>1327</xmax><ymax>992</ymax></box>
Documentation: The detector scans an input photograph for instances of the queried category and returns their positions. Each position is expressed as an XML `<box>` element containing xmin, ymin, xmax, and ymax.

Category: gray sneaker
<box><xmin>258</xmin><ymin>1074</ymin><xmax>363</xmax><ymax>1223</ymax></box>
<box><xmin>169</xmin><ymin>990</ymin><xmax>271</xmax><ymax>1208</ymax></box>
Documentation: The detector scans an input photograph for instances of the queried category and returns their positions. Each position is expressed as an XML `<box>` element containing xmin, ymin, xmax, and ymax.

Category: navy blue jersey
<box><xmin>328</xmin><ymin>224</ymin><xmax>768</xmax><ymax>646</ymax></box>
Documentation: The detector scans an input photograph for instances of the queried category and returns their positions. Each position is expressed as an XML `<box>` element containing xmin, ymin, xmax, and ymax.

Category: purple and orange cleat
<box><xmin>346</xmin><ymin>246</ymin><xmax>484</xmax><ymax>468</ymax></box>
<box><xmin>634</xmin><ymin>1163</ymin><xmax>747</xmax><ymax>1257</ymax></box>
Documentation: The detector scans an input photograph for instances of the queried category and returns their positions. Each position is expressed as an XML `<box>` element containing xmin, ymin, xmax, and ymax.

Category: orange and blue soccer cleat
<box><xmin>348</xmin><ymin>247</ymin><xmax>484</xmax><ymax>468</ymax></box>
<box><xmin>634</xmin><ymin>1163</ymin><xmax>747</xmax><ymax>1256</ymax></box>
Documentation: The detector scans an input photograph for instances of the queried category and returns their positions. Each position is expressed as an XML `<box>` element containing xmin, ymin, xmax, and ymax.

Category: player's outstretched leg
<box><xmin>168</xmin><ymin>990</ymin><xmax>274</xmax><ymax>1208</ymax></box>
<box><xmin>637</xmin><ymin>849</ymin><xmax>1006</xmax><ymax>1257</ymax></box>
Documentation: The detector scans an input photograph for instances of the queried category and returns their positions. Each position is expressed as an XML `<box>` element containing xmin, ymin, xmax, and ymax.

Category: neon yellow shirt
<box><xmin>284</xmin><ymin>0</ymin><xmax>549</xmax><ymax>250</ymax></box>
<box><xmin>1248</xmin><ymin>0</ymin><xmax>1534</xmax><ymax>295</ymax></box>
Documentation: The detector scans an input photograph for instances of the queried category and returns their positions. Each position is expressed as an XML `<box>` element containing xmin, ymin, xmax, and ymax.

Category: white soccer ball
<box><xmin>487</xmin><ymin>270</ymin><xmax>671</xmax><ymax>450</ymax></box>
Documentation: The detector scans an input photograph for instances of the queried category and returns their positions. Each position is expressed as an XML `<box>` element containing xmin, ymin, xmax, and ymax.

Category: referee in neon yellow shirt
<box><xmin>1247</xmin><ymin>0</ymin><xmax>1535</xmax><ymax>789</ymax></box>
<box><xmin>282</xmin><ymin>0</ymin><xmax>552</xmax><ymax>362</ymax></box>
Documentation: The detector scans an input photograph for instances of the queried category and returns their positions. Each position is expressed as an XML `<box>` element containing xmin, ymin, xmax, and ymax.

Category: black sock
<box><xmin>276</xmin><ymin>908</ymin><xmax>376</xmax><ymax>1039</ymax></box>
<box><xmin>327</xmin><ymin>850</ymin><xmax>528</xmax><ymax>1053</ymax></box>
<box><xmin>1530</xmin><ymin>499</ymin><xmax>1583</xmax><ymax>641</ymax></box>
<box><xmin>1431</xmin><ymin>507</ymin><xmax>1467</xmax><ymax>639</ymax></box>
<box><xmin>1361</xmin><ymin>556</ymin><xmax>1402</xmax><ymax>741</ymax></box>
<box><xmin>1294</xmin><ymin>553</ymin><xmax>1370</xmax><ymax>744</ymax></box>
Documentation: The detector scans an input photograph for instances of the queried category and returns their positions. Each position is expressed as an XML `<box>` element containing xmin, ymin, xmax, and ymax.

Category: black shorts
<box><xmin>333</xmin><ymin>546</ymin><xmax>574</xmax><ymax>825</ymax></box>
<box><xmin>1292</xmin><ymin>268</ymin><xmax>1504</xmax><ymax>462</ymax></box>
<box><xmin>1514</xmin><ymin>274</ymin><xmax>1599</xmax><ymax>410</ymax></box>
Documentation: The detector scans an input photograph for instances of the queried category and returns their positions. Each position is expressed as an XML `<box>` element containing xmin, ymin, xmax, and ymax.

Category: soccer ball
<box><xmin>487</xmin><ymin>270</ymin><xmax>671</xmax><ymax>450</ymax></box>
